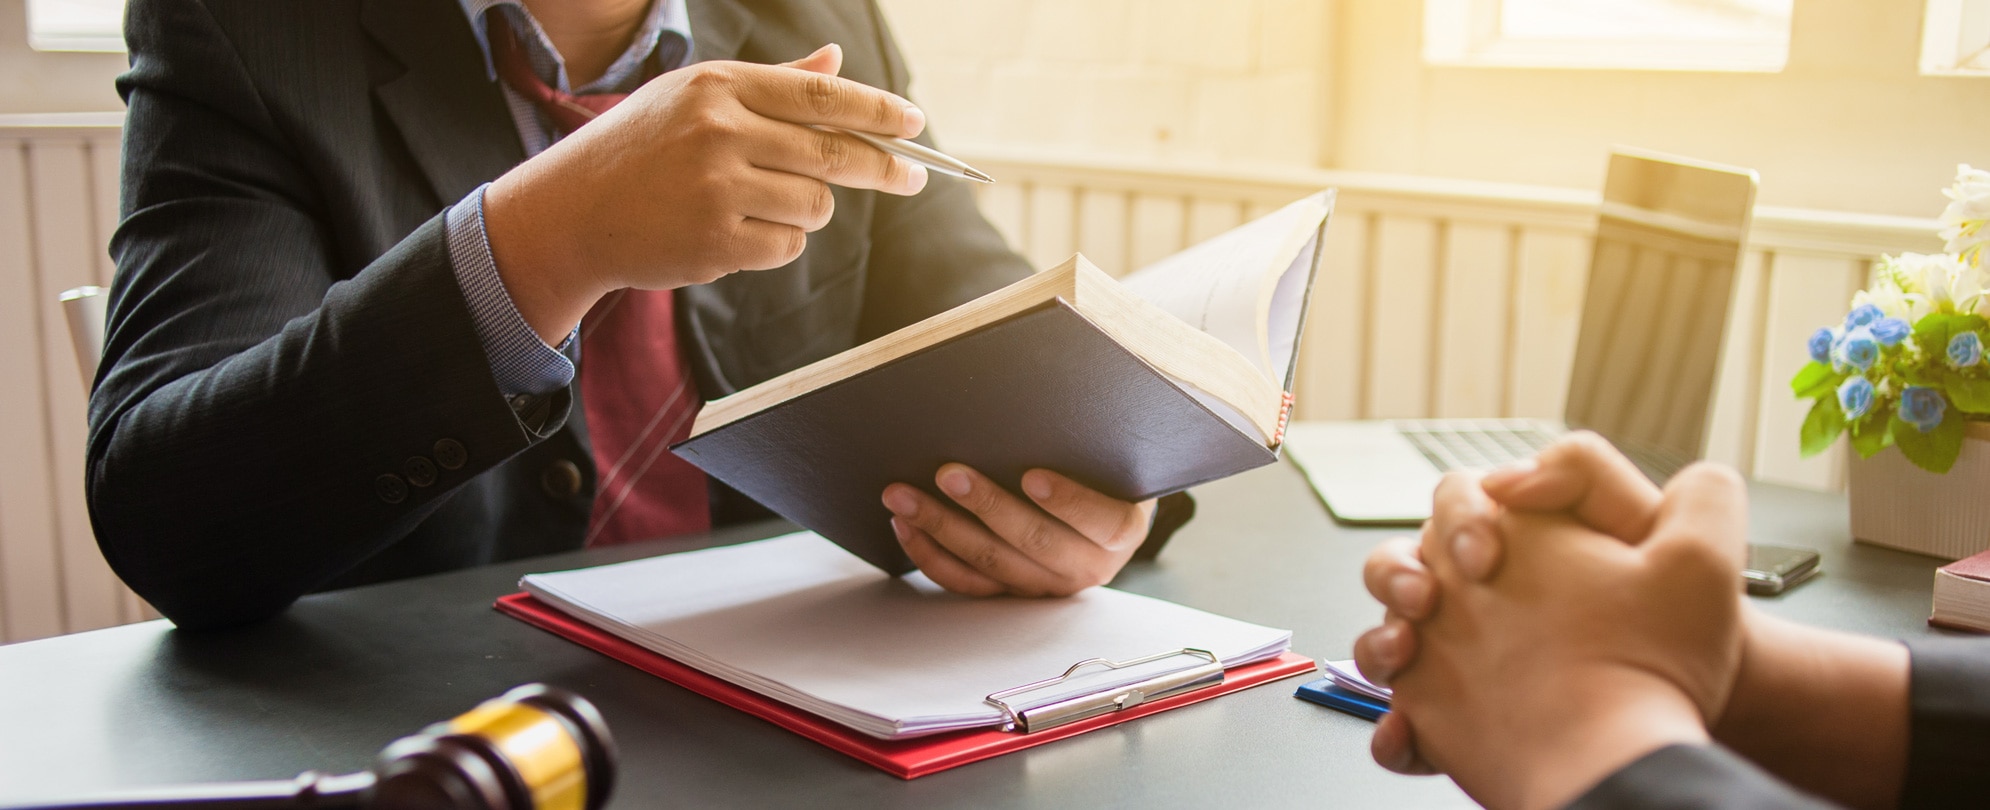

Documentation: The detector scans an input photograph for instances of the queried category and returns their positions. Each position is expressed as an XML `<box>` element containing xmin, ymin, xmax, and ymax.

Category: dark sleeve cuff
<box><xmin>1569</xmin><ymin>744</ymin><xmax>1835</xmax><ymax>810</ymax></box>
<box><xmin>1132</xmin><ymin>491</ymin><xmax>1196</xmax><ymax>561</ymax></box>
<box><xmin>1901</xmin><ymin>636</ymin><xmax>1990</xmax><ymax>809</ymax></box>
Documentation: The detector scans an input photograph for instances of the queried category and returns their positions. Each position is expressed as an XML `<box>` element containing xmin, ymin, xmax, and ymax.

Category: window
<box><xmin>26</xmin><ymin>0</ymin><xmax>125</xmax><ymax>52</ymax></box>
<box><xmin>1425</xmin><ymin>0</ymin><xmax>1794</xmax><ymax>72</ymax></box>
<box><xmin>1923</xmin><ymin>0</ymin><xmax>1990</xmax><ymax>75</ymax></box>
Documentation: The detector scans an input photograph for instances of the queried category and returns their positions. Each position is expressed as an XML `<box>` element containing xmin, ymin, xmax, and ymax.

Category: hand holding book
<box><xmin>672</xmin><ymin>193</ymin><xmax>1334</xmax><ymax>576</ymax></box>
<box><xmin>882</xmin><ymin>465</ymin><xmax>1156</xmax><ymax>598</ymax></box>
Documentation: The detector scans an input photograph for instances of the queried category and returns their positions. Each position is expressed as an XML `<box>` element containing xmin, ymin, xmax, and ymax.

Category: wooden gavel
<box><xmin>5</xmin><ymin>684</ymin><xmax>615</xmax><ymax>810</ymax></box>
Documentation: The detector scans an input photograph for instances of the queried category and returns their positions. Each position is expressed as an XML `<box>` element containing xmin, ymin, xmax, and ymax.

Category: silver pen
<box><xmin>825</xmin><ymin>127</ymin><xmax>994</xmax><ymax>184</ymax></box>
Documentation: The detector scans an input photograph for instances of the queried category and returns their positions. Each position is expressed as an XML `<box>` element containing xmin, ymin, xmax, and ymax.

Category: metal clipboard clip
<box><xmin>983</xmin><ymin>648</ymin><xmax>1224</xmax><ymax>734</ymax></box>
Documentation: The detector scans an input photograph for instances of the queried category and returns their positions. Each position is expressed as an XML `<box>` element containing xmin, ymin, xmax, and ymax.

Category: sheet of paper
<box><xmin>523</xmin><ymin>533</ymin><xmax>1291</xmax><ymax>739</ymax></box>
<box><xmin>1117</xmin><ymin>193</ymin><xmax>1330</xmax><ymax>381</ymax></box>
<box><xmin>1324</xmin><ymin>659</ymin><xmax>1392</xmax><ymax>704</ymax></box>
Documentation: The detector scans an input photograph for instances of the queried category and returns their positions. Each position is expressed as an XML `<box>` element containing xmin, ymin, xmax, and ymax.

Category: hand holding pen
<box><xmin>824</xmin><ymin>126</ymin><xmax>993</xmax><ymax>184</ymax></box>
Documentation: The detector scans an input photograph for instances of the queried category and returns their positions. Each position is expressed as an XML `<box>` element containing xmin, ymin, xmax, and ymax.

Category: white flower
<box><xmin>1875</xmin><ymin>252</ymin><xmax>1988</xmax><ymax>318</ymax></box>
<box><xmin>1855</xmin><ymin>282</ymin><xmax>1918</xmax><ymax>321</ymax></box>
<box><xmin>1941</xmin><ymin>163</ymin><xmax>1990</xmax><ymax>264</ymax></box>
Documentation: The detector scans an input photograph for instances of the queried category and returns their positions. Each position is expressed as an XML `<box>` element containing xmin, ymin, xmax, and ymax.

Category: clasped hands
<box><xmin>1353</xmin><ymin>434</ymin><xmax>1751</xmax><ymax>810</ymax></box>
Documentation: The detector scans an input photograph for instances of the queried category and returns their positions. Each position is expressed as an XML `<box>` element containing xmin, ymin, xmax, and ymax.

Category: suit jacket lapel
<box><xmin>362</xmin><ymin>0</ymin><xmax>525</xmax><ymax>206</ymax></box>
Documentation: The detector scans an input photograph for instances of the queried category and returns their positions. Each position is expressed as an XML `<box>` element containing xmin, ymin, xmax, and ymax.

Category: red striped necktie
<box><xmin>487</xmin><ymin>12</ymin><xmax>710</xmax><ymax>546</ymax></box>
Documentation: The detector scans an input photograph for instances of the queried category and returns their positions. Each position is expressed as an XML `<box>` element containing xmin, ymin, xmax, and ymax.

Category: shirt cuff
<box><xmin>445</xmin><ymin>183</ymin><xmax>578</xmax><ymax>398</ymax></box>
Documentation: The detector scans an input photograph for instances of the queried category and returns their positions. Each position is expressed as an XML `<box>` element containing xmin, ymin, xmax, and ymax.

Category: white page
<box><xmin>1117</xmin><ymin>192</ymin><xmax>1330</xmax><ymax>382</ymax></box>
<box><xmin>1324</xmin><ymin>659</ymin><xmax>1391</xmax><ymax>703</ymax></box>
<box><xmin>1264</xmin><ymin>232</ymin><xmax>1319</xmax><ymax>386</ymax></box>
<box><xmin>523</xmin><ymin>533</ymin><xmax>1291</xmax><ymax>738</ymax></box>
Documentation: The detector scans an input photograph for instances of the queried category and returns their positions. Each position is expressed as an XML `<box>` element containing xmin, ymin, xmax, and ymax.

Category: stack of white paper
<box><xmin>1323</xmin><ymin>659</ymin><xmax>1392</xmax><ymax>704</ymax></box>
<box><xmin>521</xmin><ymin>532</ymin><xmax>1292</xmax><ymax>740</ymax></box>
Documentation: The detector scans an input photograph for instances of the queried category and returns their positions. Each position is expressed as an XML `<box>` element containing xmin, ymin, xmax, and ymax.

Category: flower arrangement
<box><xmin>1793</xmin><ymin>165</ymin><xmax>1990</xmax><ymax>473</ymax></box>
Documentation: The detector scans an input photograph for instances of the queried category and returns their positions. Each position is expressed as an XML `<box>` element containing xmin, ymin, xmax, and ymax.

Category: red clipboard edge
<box><xmin>495</xmin><ymin>592</ymin><xmax>1316</xmax><ymax>779</ymax></box>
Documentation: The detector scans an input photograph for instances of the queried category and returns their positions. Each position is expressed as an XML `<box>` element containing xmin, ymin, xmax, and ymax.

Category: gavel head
<box><xmin>367</xmin><ymin>684</ymin><xmax>617</xmax><ymax>810</ymax></box>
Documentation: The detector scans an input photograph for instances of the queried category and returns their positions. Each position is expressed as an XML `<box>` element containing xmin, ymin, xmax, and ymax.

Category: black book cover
<box><xmin>673</xmin><ymin>300</ymin><xmax>1279</xmax><ymax>573</ymax></box>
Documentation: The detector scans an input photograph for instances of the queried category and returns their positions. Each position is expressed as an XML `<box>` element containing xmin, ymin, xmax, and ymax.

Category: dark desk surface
<box><xmin>0</xmin><ymin>460</ymin><xmax>1951</xmax><ymax>808</ymax></box>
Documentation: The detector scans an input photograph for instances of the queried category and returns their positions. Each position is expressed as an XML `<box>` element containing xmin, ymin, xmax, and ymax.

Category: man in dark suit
<box><xmin>1353</xmin><ymin>435</ymin><xmax>1990</xmax><ymax>809</ymax></box>
<box><xmin>92</xmin><ymin>0</ymin><xmax>1188</xmax><ymax>630</ymax></box>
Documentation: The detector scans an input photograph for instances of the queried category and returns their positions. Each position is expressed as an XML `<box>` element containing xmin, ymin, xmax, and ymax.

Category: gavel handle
<box><xmin>0</xmin><ymin>771</ymin><xmax>371</xmax><ymax>810</ymax></box>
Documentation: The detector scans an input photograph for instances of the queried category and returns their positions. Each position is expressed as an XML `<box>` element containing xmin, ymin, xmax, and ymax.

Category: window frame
<box><xmin>1424</xmin><ymin>0</ymin><xmax>1793</xmax><ymax>73</ymax></box>
<box><xmin>1922</xmin><ymin>0</ymin><xmax>1990</xmax><ymax>76</ymax></box>
<box><xmin>25</xmin><ymin>0</ymin><xmax>126</xmax><ymax>53</ymax></box>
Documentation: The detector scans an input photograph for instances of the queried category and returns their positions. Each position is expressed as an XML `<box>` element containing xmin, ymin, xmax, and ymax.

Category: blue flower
<box><xmin>1871</xmin><ymin>317</ymin><xmax>1910</xmax><ymax>347</ymax></box>
<box><xmin>1845</xmin><ymin>303</ymin><xmax>1885</xmax><ymax>330</ymax></box>
<box><xmin>1948</xmin><ymin>332</ymin><xmax>1983</xmax><ymax>369</ymax></box>
<box><xmin>1837</xmin><ymin>376</ymin><xmax>1874</xmax><ymax>420</ymax></box>
<box><xmin>1807</xmin><ymin>327</ymin><xmax>1837</xmax><ymax>363</ymax></box>
<box><xmin>1900</xmin><ymin>385</ymin><xmax>1948</xmax><ymax>433</ymax></box>
<box><xmin>1834</xmin><ymin>327</ymin><xmax>1879</xmax><ymax>372</ymax></box>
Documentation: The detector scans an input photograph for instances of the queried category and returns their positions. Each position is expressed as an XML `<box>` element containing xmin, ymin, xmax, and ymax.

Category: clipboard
<box><xmin>496</xmin><ymin>592</ymin><xmax>1316</xmax><ymax>779</ymax></box>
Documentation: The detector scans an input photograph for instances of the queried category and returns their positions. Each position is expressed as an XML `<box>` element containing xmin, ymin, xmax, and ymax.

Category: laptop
<box><xmin>1286</xmin><ymin>150</ymin><xmax>1760</xmax><ymax>524</ymax></box>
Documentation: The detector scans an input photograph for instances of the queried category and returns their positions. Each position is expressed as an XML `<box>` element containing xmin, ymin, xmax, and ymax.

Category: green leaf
<box><xmin>1848</xmin><ymin>408</ymin><xmax>1894</xmax><ymax>458</ymax></box>
<box><xmin>1901</xmin><ymin>365</ymin><xmax>1944</xmax><ymax>387</ymax></box>
<box><xmin>1892</xmin><ymin>409</ymin><xmax>1967</xmax><ymax>474</ymax></box>
<box><xmin>1914</xmin><ymin>313</ymin><xmax>1962</xmax><ymax>338</ymax></box>
<box><xmin>1789</xmin><ymin>361</ymin><xmax>1840</xmax><ymax>398</ymax></box>
<box><xmin>1800</xmin><ymin>397</ymin><xmax>1846</xmax><ymax>457</ymax></box>
<box><xmin>1950</xmin><ymin>377</ymin><xmax>1990</xmax><ymax>414</ymax></box>
<box><xmin>1956</xmin><ymin>315</ymin><xmax>1989</xmax><ymax>334</ymax></box>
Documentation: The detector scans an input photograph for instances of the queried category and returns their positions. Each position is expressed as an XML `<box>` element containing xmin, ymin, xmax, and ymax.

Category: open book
<box><xmin>674</xmin><ymin>191</ymin><xmax>1335</xmax><ymax>572</ymax></box>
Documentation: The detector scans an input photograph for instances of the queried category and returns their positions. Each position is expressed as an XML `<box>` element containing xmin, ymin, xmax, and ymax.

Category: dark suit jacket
<box><xmin>93</xmin><ymin>0</ymin><xmax>1185</xmax><ymax>630</ymax></box>
<box><xmin>1569</xmin><ymin>637</ymin><xmax>1990</xmax><ymax>809</ymax></box>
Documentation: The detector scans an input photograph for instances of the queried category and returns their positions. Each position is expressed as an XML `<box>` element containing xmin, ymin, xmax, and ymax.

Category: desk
<box><xmin>0</xmin><ymin>460</ymin><xmax>1952</xmax><ymax>808</ymax></box>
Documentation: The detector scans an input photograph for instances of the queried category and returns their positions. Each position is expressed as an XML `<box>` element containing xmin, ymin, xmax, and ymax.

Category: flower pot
<box><xmin>1849</xmin><ymin>421</ymin><xmax>1990</xmax><ymax>560</ymax></box>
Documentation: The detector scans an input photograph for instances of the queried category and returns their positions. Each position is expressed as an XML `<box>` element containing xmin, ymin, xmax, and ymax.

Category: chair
<box><xmin>59</xmin><ymin>285</ymin><xmax>108</xmax><ymax>395</ymax></box>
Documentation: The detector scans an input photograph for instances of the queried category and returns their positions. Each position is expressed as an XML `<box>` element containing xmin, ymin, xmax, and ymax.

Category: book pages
<box><xmin>1118</xmin><ymin>193</ymin><xmax>1331</xmax><ymax>382</ymax></box>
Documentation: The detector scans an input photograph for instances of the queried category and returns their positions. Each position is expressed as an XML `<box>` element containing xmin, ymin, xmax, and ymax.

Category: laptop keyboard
<box><xmin>1393</xmin><ymin>420</ymin><xmax>1559</xmax><ymax>472</ymax></box>
<box><xmin>1392</xmin><ymin>419</ymin><xmax>1691</xmax><ymax>482</ymax></box>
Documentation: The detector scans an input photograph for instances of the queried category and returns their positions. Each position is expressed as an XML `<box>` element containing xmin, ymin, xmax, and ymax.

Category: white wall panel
<box><xmin>1751</xmin><ymin>254</ymin><xmax>1870</xmax><ymax>490</ymax></box>
<box><xmin>1432</xmin><ymin>222</ymin><xmax>1514</xmax><ymax>417</ymax></box>
<box><xmin>1365</xmin><ymin>216</ymin><xmax>1441</xmax><ymax>418</ymax></box>
<box><xmin>0</xmin><ymin>141</ymin><xmax>64</xmax><ymax>643</ymax></box>
<box><xmin>974</xmin><ymin>181</ymin><xmax>1027</xmax><ymax>263</ymax></box>
<box><xmin>1075</xmin><ymin>189</ymin><xmax>1130</xmax><ymax>276</ymax></box>
<box><xmin>27</xmin><ymin>140</ymin><xmax>119</xmax><ymax>634</ymax></box>
<box><xmin>1023</xmin><ymin>183</ymin><xmax>1076</xmax><ymax>271</ymax></box>
<box><xmin>88</xmin><ymin>137</ymin><xmax>118</xmax><ymax>284</ymax></box>
<box><xmin>1505</xmin><ymin>229</ymin><xmax>1590</xmax><ymax>419</ymax></box>
<box><xmin>1128</xmin><ymin>193</ymin><xmax>1187</xmax><ymax>270</ymax></box>
<box><xmin>1703</xmin><ymin>250</ymin><xmax>1772</xmax><ymax>472</ymax></box>
<box><xmin>1185</xmin><ymin>198</ymin><xmax>1244</xmax><ymax>246</ymax></box>
<box><xmin>1294</xmin><ymin>212</ymin><xmax>1371</xmax><ymax>421</ymax></box>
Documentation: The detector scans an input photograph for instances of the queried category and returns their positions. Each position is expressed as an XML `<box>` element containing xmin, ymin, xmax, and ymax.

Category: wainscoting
<box><xmin>0</xmin><ymin>116</ymin><xmax>1942</xmax><ymax>643</ymax></box>
<box><xmin>964</xmin><ymin>147</ymin><xmax>1943</xmax><ymax>493</ymax></box>
<box><xmin>0</xmin><ymin>113</ymin><xmax>145</xmax><ymax>644</ymax></box>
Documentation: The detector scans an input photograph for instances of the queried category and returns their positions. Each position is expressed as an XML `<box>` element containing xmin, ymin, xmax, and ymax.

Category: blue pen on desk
<box><xmin>826</xmin><ymin>126</ymin><xmax>994</xmax><ymax>184</ymax></box>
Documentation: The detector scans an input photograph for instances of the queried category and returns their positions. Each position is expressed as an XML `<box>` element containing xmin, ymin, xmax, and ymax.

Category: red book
<box><xmin>496</xmin><ymin>593</ymin><xmax>1316</xmax><ymax>779</ymax></box>
<box><xmin>1930</xmin><ymin>548</ymin><xmax>1990</xmax><ymax>633</ymax></box>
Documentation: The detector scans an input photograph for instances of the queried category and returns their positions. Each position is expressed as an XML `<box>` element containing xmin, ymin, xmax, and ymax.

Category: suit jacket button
<box><xmin>375</xmin><ymin>474</ymin><xmax>408</xmax><ymax>504</ymax></box>
<box><xmin>404</xmin><ymin>456</ymin><xmax>438</xmax><ymax>488</ymax></box>
<box><xmin>433</xmin><ymin>438</ymin><xmax>467</xmax><ymax>470</ymax></box>
<box><xmin>541</xmin><ymin>459</ymin><xmax>583</xmax><ymax>498</ymax></box>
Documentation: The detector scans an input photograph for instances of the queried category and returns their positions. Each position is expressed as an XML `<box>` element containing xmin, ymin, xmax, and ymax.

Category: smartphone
<box><xmin>1743</xmin><ymin>544</ymin><xmax>1821</xmax><ymax>595</ymax></box>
